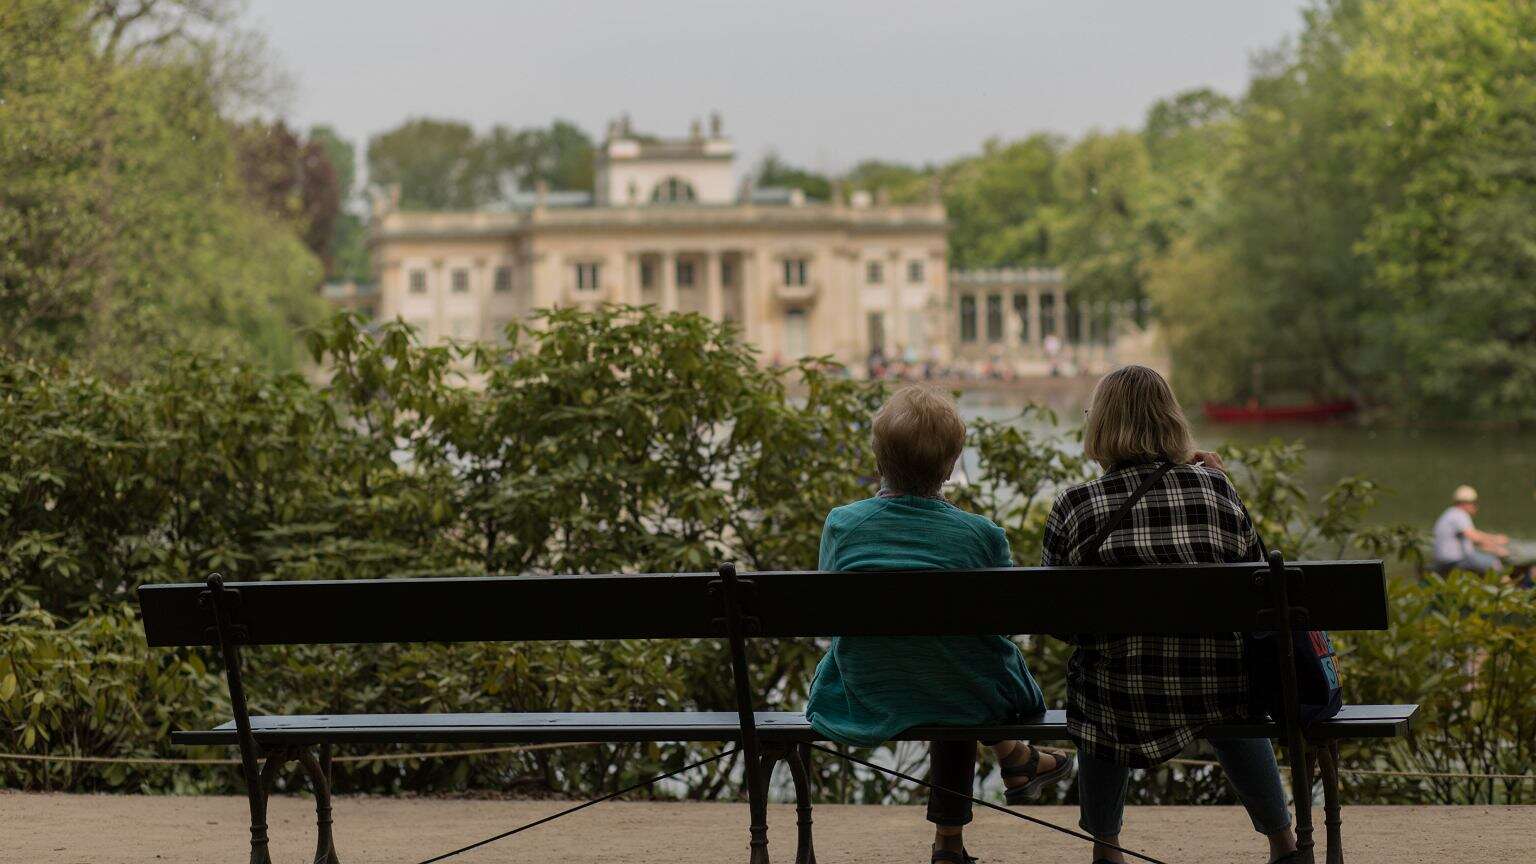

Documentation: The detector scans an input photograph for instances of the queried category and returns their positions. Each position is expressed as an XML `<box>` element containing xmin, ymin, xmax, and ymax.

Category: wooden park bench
<box><xmin>138</xmin><ymin>553</ymin><xmax>1417</xmax><ymax>864</ymax></box>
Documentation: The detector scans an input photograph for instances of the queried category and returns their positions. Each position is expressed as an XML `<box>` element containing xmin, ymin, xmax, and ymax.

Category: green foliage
<box><xmin>1140</xmin><ymin>0</ymin><xmax>1536</xmax><ymax>419</ymax></box>
<box><xmin>0</xmin><ymin>311</ymin><xmax>1523</xmax><ymax>805</ymax></box>
<box><xmin>479</xmin><ymin>119</ymin><xmax>597</xmax><ymax>194</ymax></box>
<box><xmin>366</xmin><ymin>118</ymin><xmax>486</xmax><ymax>210</ymax></box>
<box><xmin>234</xmin><ymin>121</ymin><xmax>341</xmax><ymax>269</ymax></box>
<box><xmin>754</xmin><ymin>152</ymin><xmax>833</xmax><ymax>201</ymax></box>
<box><xmin>941</xmin><ymin>135</ymin><xmax>1061</xmax><ymax>270</ymax></box>
<box><xmin>1045</xmin><ymin>131</ymin><xmax>1152</xmax><ymax>304</ymax></box>
<box><xmin>0</xmin><ymin>0</ymin><xmax>326</xmax><ymax>373</ymax></box>
<box><xmin>1339</xmin><ymin>572</ymin><xmax>1536</xmax><ymax>804</ymax></box>
<box><xmin>366</xmin><ymin>118</ymin><xmax>597</xmax><ymax>211</ymax></box>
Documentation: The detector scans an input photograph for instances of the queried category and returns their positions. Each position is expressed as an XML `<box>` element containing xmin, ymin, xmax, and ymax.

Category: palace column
<box><xmin>1003</xmin><ymin>287</ymin><xmax>1024</xmax><ymax>350</ymax></box>
<box><xmin>1029</xmin><ymin>285</ymin><xmax>1044</xmax><ymax>351</ymax></box>
<box><xmin>704</xmin><ymin>251</ymin><xmax>724</xmax><ymax>321</ymax></box>
<box><xmin>887</xmin><ymin>250</ymin><xmax>905</xmax><ymax>357</ymax></box>
<box><xmin>661</xmin><ymin>251</ymin><xmax>679</xmax><ymax>313</ymax></box>
<box><xmin>623</xmin><ymin>252</ymin><xmax>642</xmax><ymax>306</ymax></box>
<box><xmin>740</xmin><ymin>248</ymin><xmax>761</xmax><ymax>347</ymax></box>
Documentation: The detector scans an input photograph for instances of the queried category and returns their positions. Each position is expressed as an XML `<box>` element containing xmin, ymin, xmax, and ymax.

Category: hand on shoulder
<box><xmin>1188</xmin><ymin>450</ymin><xmax>1226</xmax><ymax>473</ymax></box>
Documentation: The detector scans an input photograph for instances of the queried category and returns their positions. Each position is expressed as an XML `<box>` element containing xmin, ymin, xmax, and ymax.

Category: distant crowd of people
<box><xmin>864</xmin><ymin>336</ymin><xmax>1077</xmax><ymax>382</ymax></box>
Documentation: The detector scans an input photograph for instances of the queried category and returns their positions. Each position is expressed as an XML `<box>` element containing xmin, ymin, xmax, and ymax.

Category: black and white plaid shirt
<box><xmin>1042</xmin><ymin>461</ymin><xmax>1262</xmax><ymax>768</ymax></box>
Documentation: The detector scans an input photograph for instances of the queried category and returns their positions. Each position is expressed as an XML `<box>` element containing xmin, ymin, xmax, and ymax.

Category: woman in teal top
<box><xmin>804</xmin><ymin>385</ymin><xmax>1074</xmax><ymax>864</ymax></box>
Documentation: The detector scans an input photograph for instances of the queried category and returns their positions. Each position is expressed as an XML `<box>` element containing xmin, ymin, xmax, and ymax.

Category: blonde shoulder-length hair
<box><xmin>1083</xmin><ymin>365</ymin><xmax>1195</xmax><ymax>469</ymax></box>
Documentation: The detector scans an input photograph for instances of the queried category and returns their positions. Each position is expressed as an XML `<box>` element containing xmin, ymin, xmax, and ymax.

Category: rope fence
<box><xmin>0</xmin><ymin>741</ymin><xmax>594</xmax><ymax>767</ymax></box>
<box><xmin>2</xmin><ymin>743</ymin><xmax>1530</xmax><ymax>782</ymax></box>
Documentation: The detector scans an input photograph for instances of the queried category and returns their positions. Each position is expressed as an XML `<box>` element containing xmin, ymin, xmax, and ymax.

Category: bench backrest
<box><xmin>137</xmin><ymin>560</ymin><xmax>1386</xmax><ymax>647</ymax></box>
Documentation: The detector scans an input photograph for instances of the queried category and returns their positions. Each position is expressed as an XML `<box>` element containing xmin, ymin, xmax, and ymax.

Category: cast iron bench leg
<box><xmin>1292</xmin><ymin>742</ymin><xmax>1317</xmax><ymax>864</ymax></box>
<box><xmin>298</xmin><ymin>745</ymin><xmax>341</xmax><ymax>864</ymax></box>
<box><xmin>248</xmin><ymin>747</ymin><xmax>288</xmax><ymax>864</ymax></box>
<box><xmin>753</xmin><ymin>746</ymin><xmax>786</xmax><ymax>864</ymax></box>
<box><xmin>246</xmin><ymin>746</ymin><xmax>341</xmax><ymax>864</ymax></box>
<box><xmin>1318</xmin><ymin>741</ymin><xmax>1343</xmax><ymax>864</ymax></box>
<box><xmin>788</xmin><ymin>744</ymin><xmax>816</xmax><ymax>864</ymax></box>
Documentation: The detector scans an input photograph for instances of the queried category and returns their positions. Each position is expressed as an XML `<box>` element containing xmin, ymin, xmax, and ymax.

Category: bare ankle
<box><xmin>934</xmin><ymin>826</ymin><xmax>964</xmax><ymax>850</ymax></box>
<box><xmin>1094</xmin><ymin>835</ymin><xmax>1126</xmax><ymax>864</ymax></box>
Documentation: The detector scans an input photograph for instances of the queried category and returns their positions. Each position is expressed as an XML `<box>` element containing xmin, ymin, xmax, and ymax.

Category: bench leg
<box><xmin>788</xmin><ymin>744</ymin><xmax>816</xmax><ymax>864</ymax></box>
<box><xmin>752</xmin><ymin>746</ymin><xmax>785</xmax><ymax>864</ymax></box>
<box><xmin>247</xmin><ymin>746</ymin><xmax>342</xmax><ymax>864</ymax></box>
<box><xmin>1289</xmin><ymin>742</ymin><xmax>1317</xmax><ymax>864</ymax></box>
<box><xmin>298</xmin><ymin>746</ymin><xmax>341</xmax><ymax>864</ymax></box>
<box><xmin>247</xmin><ymin>747</ymin><xmax>288</xmax><ymax>864</ymax></box>
<box><xmin>1317</xmin><ymin>742</ymin><xmax>1344</xmax><ymax>864</ymax></box>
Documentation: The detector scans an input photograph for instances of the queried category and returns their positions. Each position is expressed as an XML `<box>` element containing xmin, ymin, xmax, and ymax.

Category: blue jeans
<box><xmin>1435</xmin><ymin>550</ymin><xmax>1503</xmax><ymax>574</ymax></box>
<box><xmin>1078</xmin><ymin>738</ymin><xmax>1292</xmax><ymax>837</ymax></box>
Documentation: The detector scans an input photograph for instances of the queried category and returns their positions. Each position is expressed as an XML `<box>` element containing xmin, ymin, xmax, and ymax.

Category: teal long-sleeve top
<box><xmin>804</xmin><ymin>495</ymin><xmax>1046</xmax><ymax>747</ymax></box>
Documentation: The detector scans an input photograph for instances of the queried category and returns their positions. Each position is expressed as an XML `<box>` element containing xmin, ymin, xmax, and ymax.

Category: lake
<box><xmin>956</xmin><ymin>388</ymin><xmax>1536</xmax><ymax>546</ymax></box>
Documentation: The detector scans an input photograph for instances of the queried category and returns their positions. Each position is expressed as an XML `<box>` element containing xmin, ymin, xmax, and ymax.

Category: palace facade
<box><xmin>367</xmin><ymin>114</ymin><xmax>1148</xmax><ymax>376</ymax></box>
<box><xmin>371</xmin><ymin>115</ymin><xmax>949</xmax><ymax>370</ymax></box>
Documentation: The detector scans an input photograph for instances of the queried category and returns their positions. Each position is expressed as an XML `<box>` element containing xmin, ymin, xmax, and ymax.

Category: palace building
<box><xmin>367</xmin><ymin>114</ymin><xmax>1147</xmax><ymax>377</ymax></box>
<box><xmin>371</xmin><ymin>114</ymin><xmax>950</xmax><ymax>370</ymax></box>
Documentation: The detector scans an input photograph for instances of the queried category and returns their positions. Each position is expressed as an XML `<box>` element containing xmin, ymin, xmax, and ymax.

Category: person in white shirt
<box><xmin>1432</xmin><ymin>485</ymin><xmax>1509</xmax><ymax>574</ymax></box>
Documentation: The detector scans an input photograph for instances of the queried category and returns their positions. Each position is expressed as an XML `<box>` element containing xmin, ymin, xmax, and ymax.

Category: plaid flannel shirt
<box><xmin>1042</xmin><ymin>461</ymin><xmax>1263</xmax><ymax>768</ymax></box>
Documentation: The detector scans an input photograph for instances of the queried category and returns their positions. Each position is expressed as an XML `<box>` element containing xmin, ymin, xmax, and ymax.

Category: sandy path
<box><xmin>3</xmin><ymin>792</ymin><xmax>1529</xmax><ymax>864</ymax></box>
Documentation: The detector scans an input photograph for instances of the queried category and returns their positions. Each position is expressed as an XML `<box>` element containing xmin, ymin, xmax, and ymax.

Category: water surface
<box><xmin>957</xmin><ymin>389</ymin><xmax>1536</xmax><ymax>544</ymax></box>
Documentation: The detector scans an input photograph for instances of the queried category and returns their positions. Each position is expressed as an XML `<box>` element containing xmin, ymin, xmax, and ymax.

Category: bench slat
<box><xmin>138</xmin><ymin>560</ymin><xmax>1387</xmax><ymax>647</ymax></box>
<box><xmin>171</xmin><ymin>704</ymin><xmax>1418</xmax><ymax>747</ymax></box>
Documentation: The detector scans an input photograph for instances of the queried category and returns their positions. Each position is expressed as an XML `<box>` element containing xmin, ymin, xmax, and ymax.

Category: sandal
<box><xmin>1001</xmin><ymin>744</ymin><xmax>1076</xmax><ymax>804</ymax></box>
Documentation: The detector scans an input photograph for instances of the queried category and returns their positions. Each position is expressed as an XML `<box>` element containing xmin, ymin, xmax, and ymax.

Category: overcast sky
<box><xmin>244</xmin><ymin>0</ymin><xmax>1312</xmax><ymax>174</ymax></box>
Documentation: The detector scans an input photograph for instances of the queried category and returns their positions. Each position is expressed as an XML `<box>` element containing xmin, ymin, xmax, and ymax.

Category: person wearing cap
<box><xmin>1432</xmin><ymin>485</ymin><xmax>1510</xmax><ymax>574</ymax></box>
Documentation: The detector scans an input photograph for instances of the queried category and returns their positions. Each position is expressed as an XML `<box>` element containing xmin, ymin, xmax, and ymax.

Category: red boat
<box><xmin>1202</xmin><ymin>400</ymin><xmax>1357</xmax><ymax>423</ymax></box>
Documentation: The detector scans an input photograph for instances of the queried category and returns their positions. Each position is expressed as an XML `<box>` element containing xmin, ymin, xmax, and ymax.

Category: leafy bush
<box><xmin>2</xmin><ymin>308</ymin><xmax>1527</xmax><ymax>806</ymax></box>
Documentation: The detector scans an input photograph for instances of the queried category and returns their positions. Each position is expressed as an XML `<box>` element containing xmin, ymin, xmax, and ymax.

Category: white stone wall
<box><xmin>598</xmin><ymin>157</ymin><xmax>736</xmax><ymax>205</ymax></box>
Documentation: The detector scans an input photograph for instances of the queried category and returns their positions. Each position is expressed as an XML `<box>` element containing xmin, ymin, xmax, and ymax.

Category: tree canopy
<box><xmin>0</xmin><ymin>0</ymin><xmax>327</xmax><ymax>372</ymax></box>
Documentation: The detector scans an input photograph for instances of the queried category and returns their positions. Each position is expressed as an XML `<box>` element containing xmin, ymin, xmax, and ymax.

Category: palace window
<box><xmin>784</xmin><ymin>308</ymin><xmax>809</xmax><ymax>359</ymax></box>
<box><xmin>1013</xmin><ymin>293</ymin><xmax>1030</xmax><ymax>343</ymax></box>
<box><xmin>1065</xmin><ymin>291</ymin><xmax>1082</xmax><ymax>344</ymax></box>
<box><xmin>652</xmin><ymin>177</ymin><xmax>697</xmax><ymax>204</ymax></box>
<box><xmin>959</xmin><ymin>295</ymin><xmax>977</xmax><ymax>343</ymax></box>
<box><xmin>451</xmin><ymin>268</ymin><xmax>469</xmax><ymax>293</ymax></box>
<box><xmin>866</xmin><ymin>261</ymin><xmax>884</xmax><ymax>284</ymax></box>
<box><xmin>575</xmin><ymin>262</ymin><xmax>602</xmax><ymax>292</ymax></box>
<box><xmin>493</xmin><ymin>266</ymin><xmax>512</xmax><ymax>293</ymax></box>
<box><xmin>721</xmin><ymin>259</ymin><xmax>736</xmax><ymax>287</ymax></box>
<box><xmin>1039</xmin><ymin>293</ymin><xmax>1057</xmax><ymax>337</ymax></box>
<box><xmin>783</xmin><ymin>258</ymin><xmax>808</xmax><ymax>287</ymax></box>
<box><xmin>867</xmin><ymin>312</ymin><xmax>885</xmax><ymax>354</ymax></box>
<box><xmin>676</xmin><ymin>259</ymin><xmax>696</xmax><ymax>288</ymax></box>
<box><xmin>408</xmin><ymin>269</ymin><xmax>427</xmax><ymax>293</ymax></box>
<box><xmin>907</xmin><ymin>260</ymin><xmax>925</xmax><ymax>283</ymax></box>
<box><xmin>986</xmin><ymin>293</ymin><xmax>1004</xmax><ymax>342</ymax></box>
<box><xmin>640</xmin><ymin>260</ymin><xmax>656</xmax><ymax>289</ymax></box>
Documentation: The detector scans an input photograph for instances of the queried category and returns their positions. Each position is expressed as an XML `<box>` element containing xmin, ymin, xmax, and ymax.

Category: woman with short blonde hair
<box><xmin>807</xmin><ymin>384</ymin><xmax>1071</xmax><ymax>864</ymax></box>
<box><xmin>1044</xmin><ymin>365</ymin><xmax>1300</xmax><ymax>864</ymax></box>
<box><xmin>1082</xmin><ymin>364</ymin><xmax>1196</xmax><ymax>469</ymax></box>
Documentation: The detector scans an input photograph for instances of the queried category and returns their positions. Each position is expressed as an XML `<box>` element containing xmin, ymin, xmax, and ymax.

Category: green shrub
<box><xmin>3</xmin><ymin>308</ymin><xmax>1525</xmax><ymax>805</ymax></box>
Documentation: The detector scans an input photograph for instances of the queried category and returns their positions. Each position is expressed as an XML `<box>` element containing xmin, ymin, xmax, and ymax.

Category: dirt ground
<box><xmin>3</xmin><ymin>791</ymin><xmax>1530</xmax><ymax>864</ymax></box>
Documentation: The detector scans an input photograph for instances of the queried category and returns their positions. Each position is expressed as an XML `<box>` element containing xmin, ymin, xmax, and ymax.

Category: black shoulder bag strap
<box><xmin>1076</xmin><ymin>461</ymin><xmax>1177</xmax><ymax>564</ymax></box>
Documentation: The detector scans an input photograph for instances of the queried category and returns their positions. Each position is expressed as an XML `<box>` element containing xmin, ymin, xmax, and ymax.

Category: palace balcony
<box><xmin>774</xmin><ymin>280</ymin><xmax>820</xmax><ymax>304</ymax></box>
